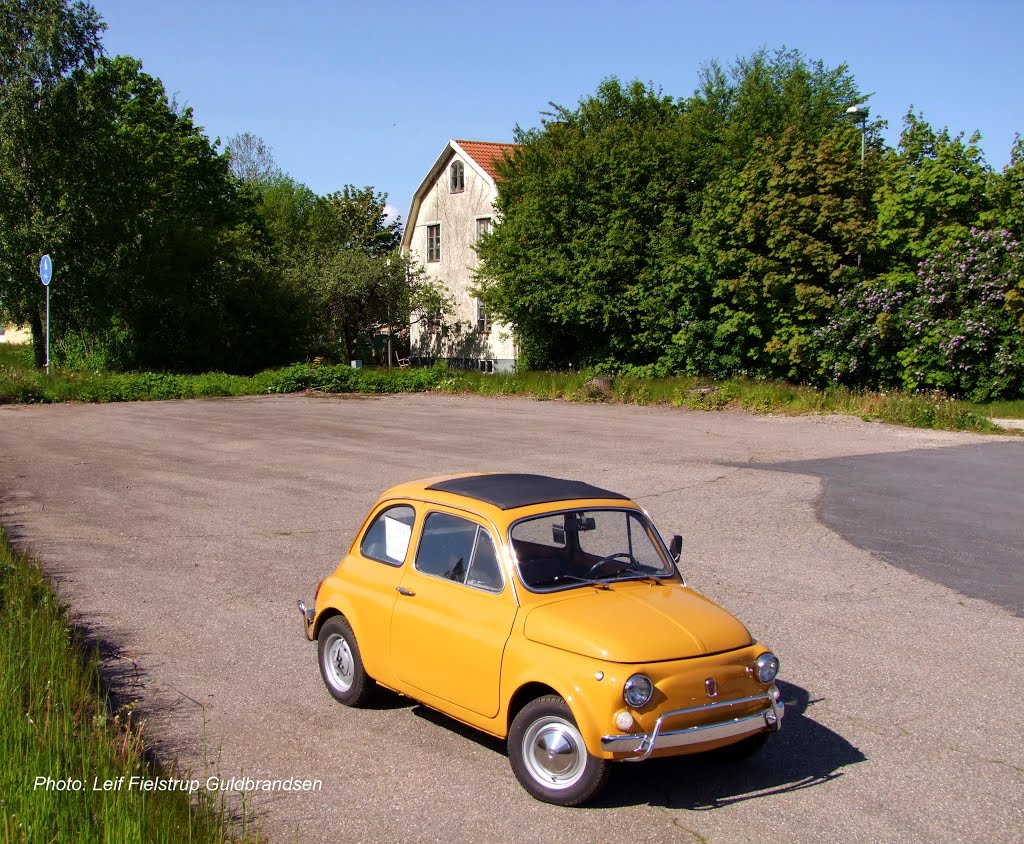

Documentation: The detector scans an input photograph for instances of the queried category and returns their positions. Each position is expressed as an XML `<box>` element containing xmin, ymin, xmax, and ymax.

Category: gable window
<box><xmin>450</xmin><ymin>160</ymin><xmax>465</xmax><ymax>193</ymax></box>
<box><xmin>476</xmin><ymin>298</ymin><xmax>490</xmax><ymax>334</ymax></box>
<box><xmin>426</xmin><ymin>224</ymin><xmax>441</xmax><ymax>262</ymax></box>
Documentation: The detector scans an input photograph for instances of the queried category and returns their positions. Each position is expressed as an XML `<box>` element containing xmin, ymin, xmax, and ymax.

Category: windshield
<box><xmin>510</xmin><ymin>508</ymin><xmax>675</xmax><ymax>592</ymax></box>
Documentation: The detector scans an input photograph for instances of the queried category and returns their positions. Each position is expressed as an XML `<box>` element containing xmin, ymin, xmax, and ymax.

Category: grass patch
<box><xmin>0</xmin><ymin>530</ymin><xmax>258</xmax><ymax>843</ymax></box>
<box><xmin>0</xmin><ymin>343</ymin><xmax>34</xmax><ymax>370</ymax></box>
<box><xmin>437</xmin><ymin>370</ymin><xmax>1000</xmax><ymax>433</ymax></box>
<box><xmin>0</xmin><ymin>343</ymin><xmax>1005</xmax><ymax>433</ymax></box>
<box><xmin>969</xmin><ymin>398</ymin><xmax>1024</xmax><ymax>419</ymax></box>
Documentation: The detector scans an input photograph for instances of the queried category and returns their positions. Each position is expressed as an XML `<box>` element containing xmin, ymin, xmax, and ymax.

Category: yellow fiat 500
<box><xmin>299</xmin><ymin>473</ymin><xmax>782</xmax><ymax>806</ymax></box>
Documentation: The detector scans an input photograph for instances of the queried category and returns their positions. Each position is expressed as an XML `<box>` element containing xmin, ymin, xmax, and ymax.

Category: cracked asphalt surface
<box><xmin>1</xmin><ymin>394</ymin><xmax>1021</xmax><ymax>843</ymax></box>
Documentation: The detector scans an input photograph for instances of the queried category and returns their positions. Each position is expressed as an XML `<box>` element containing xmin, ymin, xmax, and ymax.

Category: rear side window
<box><xmin>360</xmin><ymin>505</ymin><xmax>415</xmax><ymax>566</ymax></box>
<box><xmin>415</xmin><ymin>512</ymin><xmax>503</xmax><ymax>592</ymax></box>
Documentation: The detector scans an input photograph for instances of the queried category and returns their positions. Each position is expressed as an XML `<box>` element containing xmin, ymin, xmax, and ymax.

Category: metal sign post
<box><xmin>39</xmin><ymin>254</ymin><xmax>52</xmax><ymax>375</ymax></box>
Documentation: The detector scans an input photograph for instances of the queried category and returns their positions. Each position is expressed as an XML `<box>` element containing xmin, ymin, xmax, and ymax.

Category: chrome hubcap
<box><xmin>522</xmin><ymin>716</ymin><xmax>586</xmax><ymax>789</ymax></box>
<box><xmin>325</xmin><ymin>635</ymin><xmax>354</xmax><ymax>691</ymax></box>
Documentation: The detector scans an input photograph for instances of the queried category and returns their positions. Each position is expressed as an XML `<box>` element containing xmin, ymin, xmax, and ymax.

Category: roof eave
<box><xmin>401</xmin><ymin>140</ymin><xmax>501</xmax><ymax>254</ymax></box>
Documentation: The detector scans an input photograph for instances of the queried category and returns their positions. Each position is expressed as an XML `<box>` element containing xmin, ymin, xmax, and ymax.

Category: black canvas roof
<box><xmin>425</xmin><ymin>474</ymin><xmax>629</xmax><ymax>511</ymax></box>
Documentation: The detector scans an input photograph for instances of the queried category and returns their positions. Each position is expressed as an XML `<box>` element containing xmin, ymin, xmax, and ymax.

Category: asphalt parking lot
<box><xmin>1</xmin><ymin>394</ymin><xmax>1021</xmax><ymax>843</ymax></box>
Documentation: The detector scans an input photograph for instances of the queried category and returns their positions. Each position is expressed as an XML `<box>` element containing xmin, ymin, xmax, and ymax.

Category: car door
<box><xmin>390</xmin><ymin>508</ymin><xmax>517</xmax><ymax>719</ymax></box>
<box><xmin>339</xmin><ymin>501</ymin><xmax>418</xmax><ymax>679</ymax></box>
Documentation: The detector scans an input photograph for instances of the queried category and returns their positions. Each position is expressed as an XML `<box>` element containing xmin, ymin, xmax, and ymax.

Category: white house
<box><xmin>401</xmin><ymin>139</ymin><xmax>518</xmax><ymax>373</ymax></box>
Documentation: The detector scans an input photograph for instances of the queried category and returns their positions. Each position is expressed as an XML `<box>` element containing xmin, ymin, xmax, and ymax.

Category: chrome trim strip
<box><xmin>601</xmin><ymin>687</ymin><xmax>784</xmax><ymax>761</ymax></box>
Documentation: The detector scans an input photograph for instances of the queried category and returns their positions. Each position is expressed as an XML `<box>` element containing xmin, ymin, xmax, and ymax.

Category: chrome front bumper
<box><xmin>297</xmin><ymin>599</ymin><xmax>315</xmax><ymax>640</ymax></box>
<box><xmin>601</xmin><ymin>686</ymin><xmax>784</xmax><ymax>761</ymax></box>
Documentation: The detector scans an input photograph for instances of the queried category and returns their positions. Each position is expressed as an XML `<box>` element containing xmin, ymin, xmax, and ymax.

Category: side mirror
<box><xmin>668</xmin><ymin>535</ymin><xmax>682</xmax><ymax>563</ymax></box>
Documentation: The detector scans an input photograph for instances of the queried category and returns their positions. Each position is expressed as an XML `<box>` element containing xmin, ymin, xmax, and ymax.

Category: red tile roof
<box><xmin>455</xmin><ymin>140</ymin><xmax>519</xmax><ymax>181</ymax></box>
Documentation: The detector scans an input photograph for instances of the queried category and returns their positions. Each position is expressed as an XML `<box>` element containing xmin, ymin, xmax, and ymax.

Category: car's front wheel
<box><xmin>317</xmin><ymin>616</ymin><xmax>375</xmax><ymax>707</ymax></box>
<box><xmin>508</xmin><ymin>695</ymin><xmax>609</xmax><ymax>806</ymax></box>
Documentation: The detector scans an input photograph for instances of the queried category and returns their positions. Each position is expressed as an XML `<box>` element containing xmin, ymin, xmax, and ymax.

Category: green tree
<box><xmin>477</xmin><ymin>53</ymin><xmax>865</xmax><ymax>374</ymax></box>
<box><xmin>252</xmin><ymin>175</ymin><xmax>318</xmax><ymax>260</ymax></box>
<box><xmin>875</xmin><ymin>112</ymin><xmax>992</xmax><ymax>265</ymax></box>
<box><xmin>819</xmin><ymin>228</ymin><xmax>1024</xmax><ymax>400</ymax></box>
<box><xmin>683</xmin><ymin>125</ymin><xmax>876</xmax><ymax>379</ymax></box>
<box><xmin>50</xmin><ymin>55</ymin><xmax>245</xmax><ymax>371</ymax></box>
<box><xmin>306</xmin><ymin>186</ymin><xmax>401</xmax><ymax>258</ymax></box>
<box><xmin>988</xmin><ymin>135</ymin><xmax>1024</xmax><ymax>238</ymax></box>
<box><xmin>309</xmin><ymin>251</ymin><xmax>448</xmax><ymax>364</ymax></box>
<box><xmin>684</xmin><ymin>48</ymin><xmax>865</xmax><ymax>189</ymax></box>
<box><xmin>0</xmin><ymin>0</ymin><xmax>104</xmax><ymax>367</ymax></box>
<box><xmin>477</xmin><ymin>78</ymin><xmax>688</xmax><ymax>369</ymax></box>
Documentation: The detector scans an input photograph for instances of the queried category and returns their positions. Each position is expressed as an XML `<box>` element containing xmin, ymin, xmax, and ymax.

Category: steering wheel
<box><xmin>585</xmin><ymin>553</ymin><xmax>636</xmax><ymax>579</ymax></box>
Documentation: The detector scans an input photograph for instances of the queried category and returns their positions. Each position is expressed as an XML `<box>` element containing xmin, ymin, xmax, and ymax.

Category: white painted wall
<box><xmin>406</xmin><ymin>150</ymin><xmax>516</xmax><ymax>370</ymax></box>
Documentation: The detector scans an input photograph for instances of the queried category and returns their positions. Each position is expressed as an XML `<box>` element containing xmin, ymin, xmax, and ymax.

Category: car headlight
<box><xmin>755</xmin><ymin>652</ymin><xmax>780</xmax><ymax>684</ymax></box>
<box><xmin>623</xmin><ymin>673</ymin><xmax>654</xmax><ymax>707</ymax></box>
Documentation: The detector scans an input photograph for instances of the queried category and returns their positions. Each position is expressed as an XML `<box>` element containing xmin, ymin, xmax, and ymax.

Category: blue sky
<box><xmin>93</xmin><ymin>0</ymin><xmax>1023</xmax><ymax>223</ymax></box>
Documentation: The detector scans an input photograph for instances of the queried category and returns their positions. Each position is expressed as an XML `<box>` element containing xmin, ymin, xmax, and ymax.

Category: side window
<box><xmin>426</xmin><ymin>224</ymin><xmax>441</xmax><ymax>262</ymax></box>
<box><xmin>416</xmin><ymin>512</ymin><xmax>503</xmax><ymax>592</ymax></box>
<box><xmin>360</xmin><ymin>505</ymin><xmax>415</xmax><ymax>566</ymax></box>
<box><xmin>466</xmin><ymin>530</ymin><xmax>503</xmax><ymax>592</ymax></box>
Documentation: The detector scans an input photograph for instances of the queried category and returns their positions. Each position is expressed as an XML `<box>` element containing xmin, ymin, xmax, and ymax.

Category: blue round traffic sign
<box><xmin>39</xmin><ymin>254</ymin><xmax>52</xmax><ymax>286</ymax></box>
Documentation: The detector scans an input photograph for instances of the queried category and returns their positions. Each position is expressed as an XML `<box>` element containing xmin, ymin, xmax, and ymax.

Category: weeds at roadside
<box><xmin>0</xmin><ymin>531</ymin><xmax>260</xmax><ymax>843</ymax></box>
<box><xmin>0</xmin><ymin>344</ymin><xmax>1004</xmax><ymax>434</ymax></box>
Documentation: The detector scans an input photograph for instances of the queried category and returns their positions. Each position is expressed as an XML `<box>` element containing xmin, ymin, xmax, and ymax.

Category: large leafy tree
<box><xmin>37</xmin><ymin>54</ymin><xmax>255</xmax><ymax>371</ymax></box>
<box><xmin>477</xmin><ymin>52</ymin><xmax>866</xmax><ymax>374</ymax></box>
<box><xmin>477</xmin><ymin>78</ymin><xmax>688</xmax><ymax>369</ymax></box>
<box><xmin>683</xmin><ymin>48</ymin><xmax>865</xmax><ymax>190</ymax></box>
<box><xmin>1</xmin><ymin>3</ymin><xmax>284</xmax><ymax>372</ymax></box>
<box><xmin>292</xmin><ymin>184</ymin><xmax>403</xmax><ymax>358</ymax></box>
<box><xmin>0</xmin><ymin>0</ymin><xmax>104</xmax><ymax>366</ymax></box>
<box><xmin>988</xmin><ymin>136</ymin><xmax>1024</xmax><ymax>239</ymax></box>
<box><xmin>683</xmin><ymin>125</ymin><xmax>876</xmax><ymax>379</ymax></box>
<box><xmin>874</xmin><ymin>112</ymin><xmax>993</xmax><ymax>265</ymax></box>
<box><xmin>305</xmin><ymin>185</ymin><xmax>401</xmax><ymax>258</ymax></box>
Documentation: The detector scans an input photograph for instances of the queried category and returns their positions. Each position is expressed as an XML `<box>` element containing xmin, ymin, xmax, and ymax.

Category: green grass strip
<box><xmin>0</xmin><ymin>344</ymin><xmax>1006</xmax><ymax>433</ymax></box>
<box><xmin>0</xmin><ymin>530</ymin><xmax>259</xmax><ymax>843</ymax></box>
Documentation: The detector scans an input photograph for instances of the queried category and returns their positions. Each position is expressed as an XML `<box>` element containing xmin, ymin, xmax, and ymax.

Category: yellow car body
<box><xmin>300</xmin><ymin>473</ymin><xmax>783</xmax><ymax>805</ymax></box>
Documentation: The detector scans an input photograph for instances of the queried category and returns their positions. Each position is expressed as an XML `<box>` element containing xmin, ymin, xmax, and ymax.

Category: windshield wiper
<box><xmin>531</xmin><ymin>574</ymin><xmax>610</xmax><ymax>590</ymax></box>
<box><xmin>607</xmin><ymin>571</ymin><xmax>664</xmax><ymax>586</ymax></box>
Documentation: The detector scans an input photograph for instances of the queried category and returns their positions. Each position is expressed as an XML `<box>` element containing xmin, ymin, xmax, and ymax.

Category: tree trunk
<box><xmin>30</xmin><ymin>307</ymin><xmax>46</xmax><ymax>369</ymax></box>
<box><xmin>344</xmin><ymin>327</ymin><xmax>356</xmax><ymax>365</ymax></box>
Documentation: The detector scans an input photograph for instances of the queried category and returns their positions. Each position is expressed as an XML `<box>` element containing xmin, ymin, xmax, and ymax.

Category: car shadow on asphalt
<box><xmin>600</xmin><ymin>680</ymin><xmax>865</xmax><ymax>810</ymax></box>
<box><xmin>405</xmin><ymin>680</ymin><xmax>865</xmax><ymax>809</ymax></box>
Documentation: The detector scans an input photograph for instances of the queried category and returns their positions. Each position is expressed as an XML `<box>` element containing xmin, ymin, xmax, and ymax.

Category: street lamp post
<box><xmin>846</xmin><ymin>105</ymin><xmax>869</xmax><ymax>167</ymax></box>
<box><xmin>845</xmin><ymin>106</ymin><xmax>870</xmax><ymax>269</ymax></box>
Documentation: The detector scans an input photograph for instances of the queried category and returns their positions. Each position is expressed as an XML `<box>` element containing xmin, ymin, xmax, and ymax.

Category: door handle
<box><xmin>395</xmin><ymin>586</ymin><xmax>415</xmax><ymax>597</ymax></box>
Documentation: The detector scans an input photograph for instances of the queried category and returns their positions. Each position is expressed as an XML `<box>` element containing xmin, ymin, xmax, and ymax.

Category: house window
<box><xmin>426</xmin><ymin>224</ymin><xmax>440</xmax><ymax>262</ymax></box>
<box><xmin>476</xmin><ymin>298</ymin><xmax>490</xmax><ymax>334</ymax></box>
<box><xmin>475</xmin><ymin>216</ymin><xmax>492</xmax><ymax>241</ymax></box>
<box><xmin>450</xmin><ymin>161</ymin><xmax>465</xmax><ymax>193</ymax></box>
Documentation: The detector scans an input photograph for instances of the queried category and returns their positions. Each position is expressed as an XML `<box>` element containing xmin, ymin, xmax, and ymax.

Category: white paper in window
<box><xmin>384</xmin><ymin>515</ymin><xmax>412</xmax><ymax>562</ymax></box>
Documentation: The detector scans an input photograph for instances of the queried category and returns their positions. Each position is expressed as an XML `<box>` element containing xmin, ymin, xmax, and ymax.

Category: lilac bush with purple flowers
<box><xmin>818</xmin><ymin>228</ymin><xmax>1024</xmax><ymax>400</ymax></box>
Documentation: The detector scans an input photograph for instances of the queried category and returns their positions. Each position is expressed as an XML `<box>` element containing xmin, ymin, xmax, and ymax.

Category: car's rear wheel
<box><xmin>508</xmin><ymin>695</ymin><xmax>609</xmax><ymax>806</ymax></box>
<box><xmin>317</xmin><ymin>616</ymin><xmax>375</xmax><ymax>706</ymax></box>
